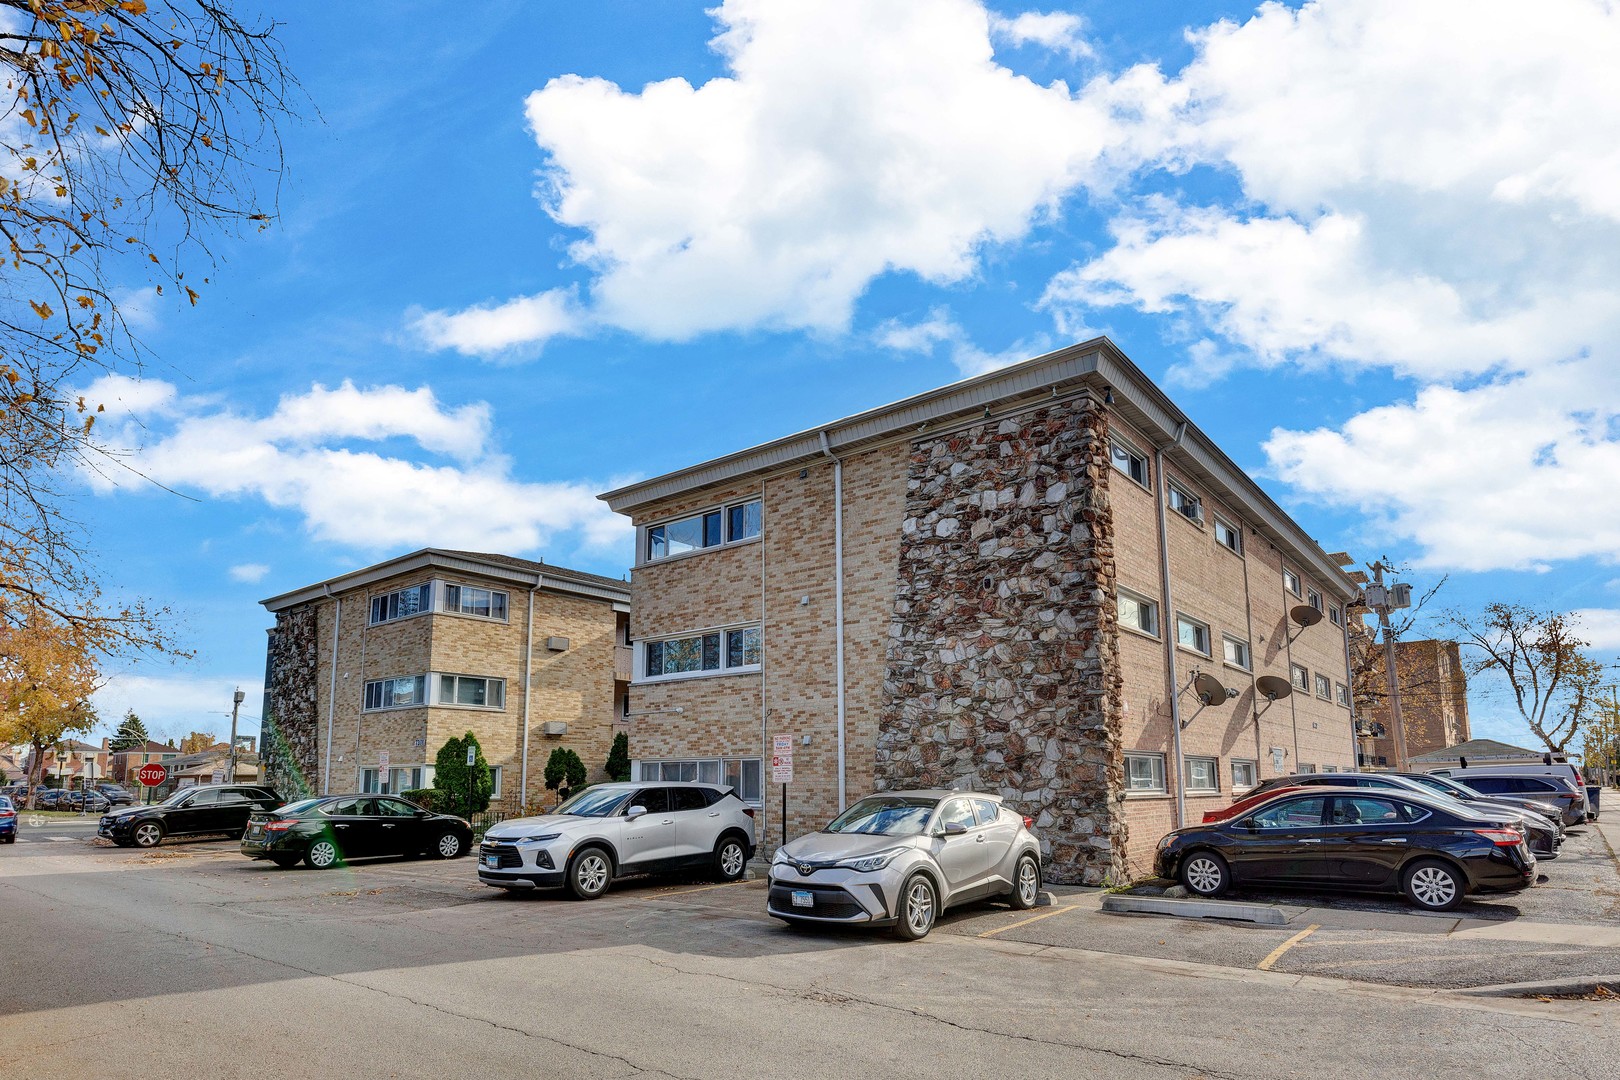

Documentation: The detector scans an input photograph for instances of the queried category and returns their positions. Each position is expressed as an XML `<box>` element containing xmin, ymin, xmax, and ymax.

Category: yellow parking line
<box><xmin>977</xmin><ymin>903</ymin><xmax>1082</xmax><ymax>938</ymax></box>
<box><xmin>1256</xmin><ymin>923</ymin><xmax>1320</xmax><ymax>971</ymax></box>
<box><xmin>640</xmin><ymin>880</ymin><xmax>750</xmax><ymax>900</ymax></box>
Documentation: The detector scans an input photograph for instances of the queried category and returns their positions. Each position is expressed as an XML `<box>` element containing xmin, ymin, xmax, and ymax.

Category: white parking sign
<box><xmin>772</xmin><ymin>734</ymin><xmax>794</xmax><ymax>783</ymax></box>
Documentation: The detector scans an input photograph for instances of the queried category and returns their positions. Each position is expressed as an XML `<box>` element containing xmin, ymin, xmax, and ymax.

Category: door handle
<box><xmin>382</xmin><ymin>824</ymin><xmax>395</xmax><ymax>829</ymax></box>
<box><xmin>1297</xmin><ymin>839</ymin><xmax>1322</xmax><ymax>844</ymax></box>
<box><xmin>660</xmin><ymin>819</ymin><xmax>674</xmax><ymax>825</ymax></box>
<box><xmin>335</xmin><ymin>824</ymin><xmax>348</xmax><ymax>829</ymax></box>
<box><xmin>974</xmin><ymin>835</ymin><xmax>986</xmax><ymax>843</ymax></box>
<box><xmin>707</xmin><ymin>812</ymin><xmax>720</xmax><ymax>818</ymax></box>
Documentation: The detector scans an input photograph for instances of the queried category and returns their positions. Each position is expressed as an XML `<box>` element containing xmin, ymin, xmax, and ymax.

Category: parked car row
<box><xmin>1</xmin><ymin>783</ymin><xmax>137</xmax><ymax>810</ymax></box>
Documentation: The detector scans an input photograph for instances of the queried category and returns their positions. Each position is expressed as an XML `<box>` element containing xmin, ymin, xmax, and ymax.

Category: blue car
<box><xmin>0</xmin><ymin>796</ymin><xmax>16</xmax><ymax>843</ymax></box>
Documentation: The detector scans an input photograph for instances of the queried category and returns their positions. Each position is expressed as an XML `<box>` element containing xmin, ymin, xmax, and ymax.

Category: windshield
<box><xmin>824</xmin><ymin>796</ymin><xmax>936</xmax><ymax>836</ymax></box>
<box><xmin>275</xmin><ymin>798</ymin><xmax>323</xmax><ymax>817</ymax></box>
<box><xmin>0</xmin><ymin>797</ymin><xmax>12</xmax><ymax>810</ymax></box>
<box><xmin>156</xmin><ymin>788</ymin><xmax>194</xmax><ymax>807</ymax></box>
<box><xmin>555</xmin><ymin>787</ymin><xmax>634</xmax><ymax>817</ymax></box>
<box><xmin>1411</xmin><ymin>774</ymin><xmax>1472</xmax><ymax>798</ymax></box>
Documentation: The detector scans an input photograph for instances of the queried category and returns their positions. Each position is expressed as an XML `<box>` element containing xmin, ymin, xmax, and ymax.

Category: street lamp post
<box><xmin>227</xmin><ymin>687</ymin><xmax>245</xmax><ymax>787</ymax></box>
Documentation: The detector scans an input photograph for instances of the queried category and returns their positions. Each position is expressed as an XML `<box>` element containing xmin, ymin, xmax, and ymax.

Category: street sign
<box><xmin>379</xmin><ymin>750</ymin><xmax>390</xmax><ymax>773</ymax></box>
<box><xmin>466</xmin><ymin>745</ymin><xmax>477</xmax><ymax>767</ymax></box>
<box><xmin>136</xmin><ymin>763</ymin><xmax>167</xmax><ymax>787</ymax></box>
<box><xmin>211</xmin><ymin>769</ymin><xmax>225</xmax><ymax>784</ymax></box>
<box><xmin>772</xmin><ymin>734</ymin><xmax>794</xmax><ymax>783</ymax></box>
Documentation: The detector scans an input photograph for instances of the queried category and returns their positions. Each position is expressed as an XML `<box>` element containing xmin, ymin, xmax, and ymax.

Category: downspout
<box><xmin>1154</xmin><ymin>427</ymin><xmax>1187</xmax><ymax>829</ymax></box>
<box><xmin>520</xmin><ymin>577</ymin><xmax>540</xmax><ymax>807</ymax></box>
<box><xmin>759</xmin><ymin>477</ymin><xmax>770</xmax><ymax>839</ymax></box>
<box><xmin>1341</xmin><ymin>606</ymin><xmax>1358</xmax><ymax>770</ymax></box>
<box><xmin>819</xmin><ymin>430</ymin><xmax>847</xmax><ymax>813</ymax></box>
<box><xmin>322</xmin><ymin>586</ymin><xmax>341</xmax><ymax>796</ymax></box>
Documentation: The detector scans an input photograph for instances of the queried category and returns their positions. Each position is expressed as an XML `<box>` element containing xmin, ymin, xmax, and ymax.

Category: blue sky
<box><xmin>71</xmin><ymin>0</ymin><xmax>1620</xmax><ymax>752</ymax></box>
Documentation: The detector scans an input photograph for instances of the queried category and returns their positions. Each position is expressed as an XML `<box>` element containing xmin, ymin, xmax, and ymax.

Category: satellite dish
<box><xmin>1290</xmin><ymin>605</ymin><xmax>1324</xmax><ymax>628</ymax></box>
<box><xmin>1193</xmin><ymin>672</ymin><xmax>1227</xmax><ymax>705</ymax></box>
<box><xmin>1256</xmin><ymin>675</ymin><xmax>1293</xmax><ymax>702</ymax></box>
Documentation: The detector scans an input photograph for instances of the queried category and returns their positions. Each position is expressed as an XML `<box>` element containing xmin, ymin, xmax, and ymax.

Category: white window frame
<box><xmin>1231</xmin><ymin>759</ymin><xmax>1258</xmax><ymax>792</ymax></box>
<box><xmin>1184</xmin><ymin>756</ymin><xmax>1220</xmax><ymax>794</ymax></box>
<box><xmin>1328</xmin><ymin>604</ymin><xmax>1344</xmax><ymax>627</ymax></box>
<box><xmin>439</xmin><ymin>582</ymin><xmax>509</xmax><ymax>622</ymax></box>
<box><xmin>1116</xmin><ymin>587</ymin><xmax>1160</xmax><ymax>638</ymax></box>
<box><xmin>1124</xmin><ymin>753</ymin><xmax>1167</xmax><ymax>794</ymax></box>
<box><xmin>1166</xmin><ymin>480</ymin><xmax>1203</xmax><ymax>524</ymax></box>
<box><xmin>435</xmin><ymin>673</ymin><xmax>507</xmax><ymax>711</ymax></box>
<box><xmin>1283</xmin><ymin>568</ymin><xmax>1302</xmax><ymax>596</ymax></box>
<box><xmin>636</xmin><ymin>623</ymin><xmax>763</xmax><ymax>683</ymax></box>
<box><xmin>641</xmin><ymin>498</ymin><xmax>763</xmax><ymax>565</ymax></box>
<box><xmin>1291</xmin><ymin>664</ymin><xmax>1309</xmax><ymax>691</ymax></box>
<box><xmin>363</xmin><ymin>675</ymin><xmax>428</xmax><ymax>712</ymax></box>
<box><xmin>1335</xmin><ymin>682</ymin><xmax>1351</xmax><ymax>708</ymax></box>
<box><xmin>369</xmin><ymin>583</ymin><xmax>431</xmax><ymax>626</ymax></box>
<box><xmin>1222</xmin><ymin>635</ymin><xmax>1251</xmax><ymax>671</ymax></box>
<box><xmin>1299</xmin><ymin>762</ymin><xmax>1318</xmax><ymax>774</ymax></box>
<box><xmin>1213</xmin><ymin>516</ymin><xmax>1242</xmax><ymax>554</ymax></box>
<box><xmin>1109</xmin><ymin>438</ymin><xmax>1150</xmax><ymax>489</ymax></box>
<box><xmin>1307</xmin><ymin>587</ymin><xmax>1323</xmax><ymax>613</ymax></box>
<box><xmin>1176</xmin><ymin>613</ymin><xmax>1212</xmax><ymax>657</ymax></box>
<box><xmin>633</xmin><ymin>757</ymin><xmax>764</xmax><ymax>805</ymax></box>
<box><xmin>1315</xmin><ymin>673</ymin><xmax>1333</xmax><ymax>700</ymax></box>
<box><xmin>489</xmin><ymin>765</ymin><xmax>503</xmax><ymax>799</ymax></box>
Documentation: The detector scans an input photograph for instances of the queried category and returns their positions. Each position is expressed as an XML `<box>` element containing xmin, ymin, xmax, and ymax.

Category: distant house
<box><xmin>108</xmin><ymin>740</ymin><xmax>183</xmax><ymax>785</ymax></box>
<box><xmin>1410</xmin><ymin>738</ymin><xmax>1558</xmax><ymax>769</ymax></box>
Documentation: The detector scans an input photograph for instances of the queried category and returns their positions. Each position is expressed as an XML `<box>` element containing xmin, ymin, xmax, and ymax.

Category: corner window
<box><xmin>1222</xmin><ymin>636</ymin><xmax>1251</xmax><ymax>671</ymax></box>
<box><xmin>1167</xmin><ymin>480</ymin><xmax>1202</xmax><ymax>524</ymax></box>
<box><xmin>1176</xmin><ymin>614</ymin><xmax>1211</xmax><ymax>657</ymax></box>
<box><xmin>441</xmin><ymin>583</ymin><xmax>508</xmax><ymax>621</ymax></box>
<box><xmin>641</xmin><ymin>625</ymin><xmax>762</xmax><ymax>681</ymax></box>
<box><xmin>1315</xmin><ymin>673</ymin><xmax>1332</xmax><ymax>700</ymax></box>
<box><xmin>369</xmin><ymin>584</ymin><xmax>431</xmax><ymax>626</ymax></box>
<box><xmin>437</xmin><ymin>674</ymin><xmax>506</xmax><ymax>710</ymax></box>
<box><xmin>1125</xmin><ymin>753</ymin><xmax>1166</xmax><ymax>793</ymax></box>
<box><xmin>1117</xmin><ymin>588</ymin><xmax>1160</xmax><ymax>637</ymax></box>
<box><xmin>1291</xmin><ymin>664</ymin><xmax>1309</xmax><ymax>691</ymax></box>
<box><xmin>1335</xmin><ymin>682</ymin><xmax>1351</xmax><ymax>707</ymax></box>
<box><xmin>363</xmin><ymin>675</ymin><xmax>427</xmax><ymax>711</ymax></box>
<box><xmin>1110</xmin><ymin>439</ymin><xmax>1150</xmax><ymax>488</ymax></box>
<box><xmin>1213</xmin><ymin>517</ymin><xmax>1242</xmax><ymax>554</ymax></box>
<box><xmin>1328</xmin><ymin>604</ymin><xmax>1344</xmax><ymax>627</ymax></box>
<box><xmin>644</xmin><ymin>499</ymin><xmax>761</xmax><ymax>562</ymax></box>
<box><xmin>1283</xmin><ymin>568</ymin><xmax>1302</xmax><ymax>596</ymax></box>
<box><xmin>727</xmin><ymin>499</ymin><xmax>763</xmax><ymax>543</ymax></box>
<box><xmin>1231</xmin><ymin>760</ymin><xmax>1257</xmax><ymax>791</ymax></box>
<box><xmin>1184</xmin><ymin>756</ymin><xmax>1219</xmax><ymax>793</ymax></box>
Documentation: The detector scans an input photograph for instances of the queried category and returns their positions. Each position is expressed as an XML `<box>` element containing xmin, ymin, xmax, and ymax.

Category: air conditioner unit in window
<box><xmin>1178</xmin><ymin>503</ymin><xmax>1200</xmax><ymax>521</ymax></box>
<box><xmin>540</xmin><ymin>721</ymin><xmax>569</xmax><ymax>737</ymax></box>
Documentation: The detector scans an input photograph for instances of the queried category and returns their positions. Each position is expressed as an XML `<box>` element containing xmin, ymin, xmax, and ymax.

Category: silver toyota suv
<box><xmin>478</xmin><ymin>782</ymin><xmax>757</xmax><ymax>899</ymax></box>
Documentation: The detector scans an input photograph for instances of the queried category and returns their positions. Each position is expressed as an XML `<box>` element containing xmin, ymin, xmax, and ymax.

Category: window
<box><xmin>489</xmin><ymin>766</ymin><xmax>503</xmax><ymax>799</ymax></box>
<box><xmin>971</xmin><ymin>798</ymin><xmax>1002</xmax><ymax>826</ymax></box>
<box><xmin>641</xmin><ymin>626</ymin><xmax>762</xmax><ymax>680</ymax></box>
<box><xmin>1125</xmin><ymin>753</ymin><xmax>1166</xmax><ymax>793</ymax></box>
<box><xmin>1299</xmin><ymin>762</ymin><xmax>1318</xmax><ymax>774</ymax></box>
<box><xmin>1176</xmin><ymin>614</ymin><xmax>1211</xmax><ymax>656</ymax></box>
<box><xmin>1213</xmin><ymin>517</ymin><xmax>1242</xmax><ymax>554</ymax></box>
<box><xmin>437</xmin><ymin>674</ymin><xmax>506</xmax><ymax>710</ymax></box>
<box><xmin>1283</xmin><ymin>568</ymin><xmax>1302</xmax><ymax>596</ymax></box>
<box><xmin>645</xmin><ymin>499</ymin><xmax>761</xmax><ymax>562</ymax></box>
<box><xmin>1231</xmin><ymin>760</ymin><xmax>1257</xmax><ymax>791</ymax></box>
<box><xmin>1315</xmin><ymin>673</ymin><xmax>1332</xmax><ymax>700</ymax></box>
<box><xmin>635</xmin><ymin>758</ymin><xmax>762</xmax><ymax>803</ymax></box>
<box><xmin>370</xmin><ymin>583</ymin><xmax>431</xmax><ymax>625</ymax></box>
<box><xmin>1117</xmin><ymin>589</ymin><xmax>1159</xmax><ymax>637</ymax></box>
<box><xmin>1184</xmin><ymin>756</ymin><xmax>1219</xmax><ymax>793</ymax></box>
<box><xmin>1331</xmin><ymin>797</ymin><xmax>1402</xmax><ymax>825</ymax></box>
<box><xmin>363</xmin><ymin>675</ymin><xmax>427</xmax><ymax>711</ymax></box>
<box><xmin>441</xmin><ymin>583</ymin><xmax>508</xmax><ymax>621</ymax></box>
<box><xmin>1110</xmin><ymin>439</ymin><xmax>1149</xmax><ymax>487</ymax></box>
<box><xmin>1307</xmin><ymin>587</ymin><xmax>1323</xmax><ymax>613</ymax></box>
<box><xmin>1329</xmin><ymin>604</ymin><xmax>1344</xmax><ymax>627</ymax></box>
<box><xmin>364</xmin><ymin>766</ymin><xmax>427</xmax><ymax>794</ymax></box>
<box><xmin>939</xmin><ymin>799</ymin><xmax>978</xmax><ymax>831</ymax></box>
<box><xmin>1323</xmin><ymin>765</ymin><xmax>1338</xmax><ymax>773</ymax></box>
<box><xmin>1222</xmin><ymin>636</ymin><xmax>1251</xmax><ymax>671</ymax></box>
<box><xmin>1291</xmin><ymin>664</ymin><xmax>1309</xmax><ymax>691</ymax></box>
<box><xmin>1253</xmin><ymin>796</ymin><xmax>1326</xmax><ymax>829</ymax></box>
<box><xmin>1335</xmin><ymin>682</ymin><xmax>1351</xmax><ymax>707</ymax></box>
<box><xmin>1167</xmin><ymin>480</ymin><xmax>1202</xmax><ymax>523</ymax></box>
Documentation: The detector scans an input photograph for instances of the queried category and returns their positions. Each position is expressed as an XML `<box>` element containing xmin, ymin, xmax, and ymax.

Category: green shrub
<box><xmin>400</xmin><ymin>788</ymin><xmax>440</xmax><ymax>812</ymax></box>
<box><xmin>543</xmin><ymin>747</ymin><xmax>587</xmax><ymax>804</ymax></box>
<box><xmin>431</xmin><ymin>732</ymin><xmax>493</xmax><ymax>817</ymax></box>
<box><xmin>605</xmin><ymin>732</ymin><xmax>631</xmax><ymax>782</ymax></box>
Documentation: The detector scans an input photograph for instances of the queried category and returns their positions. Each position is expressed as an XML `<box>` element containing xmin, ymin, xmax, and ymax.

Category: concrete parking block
<box><xmin>1101</xmin><ymin>893</ymin><xmax>1289</xmax><ymax>924</ymax></box>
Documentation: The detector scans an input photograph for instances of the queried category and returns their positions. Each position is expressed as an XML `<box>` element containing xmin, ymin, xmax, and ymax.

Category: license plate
<box><xmin>248</xmin><ymin>826</ymin><xmax>263</xmax><ymax>838</ymax></box>
<box><xmin>485</xmin><ymin>855</ymin><xmax>500</xmax><ymax>868</ymax></box>
<box><xmin>792</xmin><ymin>890</ymin><xmax>814</xmax><ymax>908</ymax></box>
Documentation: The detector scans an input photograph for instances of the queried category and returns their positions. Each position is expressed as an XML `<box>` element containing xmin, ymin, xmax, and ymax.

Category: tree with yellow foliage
<box><xmin>0</xmin><ymin>604</ymin><xmax>100</xmax><ymax>806</ymax></box>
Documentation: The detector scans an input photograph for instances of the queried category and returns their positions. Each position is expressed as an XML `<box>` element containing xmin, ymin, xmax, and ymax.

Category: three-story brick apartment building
<box><xmin>259</xmin><ymin>549</ymin><xmax>631</xmax><ymax>810</ymax></box>
<box><xmin>601</xmin><ymin>339</ymin><xmax>1358</xmax><ymax>883</ymax></box>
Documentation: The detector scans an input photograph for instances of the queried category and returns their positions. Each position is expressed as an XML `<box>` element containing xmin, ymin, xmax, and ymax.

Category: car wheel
<box><xmin>566</xmin><ymin>847</ymin><xmax>613</xmax><ymax>900</ymax></box>
<box><xmin>434</xmin><ymin>831</ymin><xmax>465</xmax><ymax>860</ymax></box>
<box><xmin>1179</xmin><ymin>851</ymin><xmax>1229</xmax><ymax>897</ymax></box>
<box><xmin>713</xmin><ymin>836</ymin><xmax>748</xmax><ymax>882</ymax></box>
<box><xmin>306</xmin><ymin>839</ymin><xmax>342</xmax><ymax>870</ymax></box>
<box><xmin>270</xmin><ymin>854</ymin><xmax>301</xmax><ymax>869</ymax></box>
<box><xmin>893</xmin><ymin>872</ymin><xmax>938</xmax><ymax>941</ymax></box>
<box><xmin>131</xmin><ymin>822</ymin><xmax>165</xmax><ymax>848</ymax></box>
<box><xmin>1402</xmin><ymin>859</ymin><xmax>1464</xmax><ymax>911</ymax></box>
<box><xmin>1007</xmin><ymin>854</ymin><xmax>1041</xmax><ymax>910</ymax></box>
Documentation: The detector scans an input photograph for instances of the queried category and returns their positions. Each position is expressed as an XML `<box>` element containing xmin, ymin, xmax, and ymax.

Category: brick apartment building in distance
<box><xmin>1358</xmin><ymin>638</ymin><xmax>1471</xmax><ymax>768</ymax></box>
<box><xmin>601</xmin><ymin>339</ymin><xmax>1359</xmax><ymax>883</ymax></box>
<box><xmin>259</xmin><ymin>549</ymin><xmax>631</xmax><ymax>810</ymax></box>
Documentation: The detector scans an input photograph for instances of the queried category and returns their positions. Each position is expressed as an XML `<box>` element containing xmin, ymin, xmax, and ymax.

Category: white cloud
<box><xmin>92</xmin><ymin>671</ymin><xmax>265</xmax><ymax>743</ymax></box>
<box><xmin>988</xmin><ymin>11</ymin><xmax>1093</xmax><ymax>60</ymax></box>
<box><xmin>418</xmin><ymin>0</ymin><xmax>1117</xmax><ymax>355</ymax></box>
<box><xmin>1573</xmin><ymin>609</ymin><xmax>1620</xmax><ymax>653</ymax></box>
<box><xmin>409</xmin><ymin>288</ymin><xmax>586</xmax><ymax>359</ymax></box>
<box><xmin>228</xmin><ymin>563</ymin><xmax>270</xmax><ymax>584</ymax></box>
<box><xmin>873</xmin><ymin>308</ymin><xmax>1052</xmax><ymax>377</ymax></box>
<box><xmin>82</xmin><ymin>375</ymin><xmax>630</xmax><ymax>555</ymax></box>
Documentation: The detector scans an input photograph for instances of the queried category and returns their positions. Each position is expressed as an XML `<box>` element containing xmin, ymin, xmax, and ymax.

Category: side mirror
<box><xmin>626</xmin><ymin>805</ymin><xmax>648</xmax><ymax>820</ymax></box>
<box><xmin>942</xmin><ymin>821</ymin><xmax>968</xmax><ymax>836</ymax></box>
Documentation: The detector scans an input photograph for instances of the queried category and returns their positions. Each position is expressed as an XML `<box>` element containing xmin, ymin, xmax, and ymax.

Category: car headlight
<box><xmin>835</xmin><ymin>847</ymin><xmax>906</xmax><ymax>873</ymax></box>
<box><xmin>517</xmin><ymin>833</ymin><xmax>561</xmax><ymax>844</ymax></box>
<box><xmin>772</xmin><ymin>847</ymin><xmax>794</xmax><ymax>864</ymax></box>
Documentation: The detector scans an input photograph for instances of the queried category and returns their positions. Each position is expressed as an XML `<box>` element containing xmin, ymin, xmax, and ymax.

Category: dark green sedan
<box><xmin>241</xmin><ymin>794</ymin><xmax>473</xmax><ymax>869</ymax></box>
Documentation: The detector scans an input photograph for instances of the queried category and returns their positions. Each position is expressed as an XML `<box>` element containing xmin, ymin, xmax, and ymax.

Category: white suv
<box><xmin>478</xmin><ymin>782</ymin><xmax>757</xmax><ymax>899</ymax></box>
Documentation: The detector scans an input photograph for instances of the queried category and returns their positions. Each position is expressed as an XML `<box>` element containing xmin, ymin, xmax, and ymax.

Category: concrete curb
<box><xmin>1101</xmin><ymin>893</ymin><xmax>1288</xmax><ymax>925</ymax></box>
<box><xmin>1450</xmin><ymin>976</ymin><xmax>1620</xmax><ymax>998</ymax></box>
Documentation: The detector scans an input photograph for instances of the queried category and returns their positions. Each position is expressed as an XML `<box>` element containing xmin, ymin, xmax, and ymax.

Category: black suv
<box><xmin>94</xmin><ymin>784</ymin><xmax>137</xmax><ymax>807</ymax></box>
<box><xmin>99</xmin><ymin>784</ymin><xmax>283</xmax><ymax>847</ymax></box>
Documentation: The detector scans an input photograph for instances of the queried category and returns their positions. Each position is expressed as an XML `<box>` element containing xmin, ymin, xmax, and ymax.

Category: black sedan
<box><xmin>1154</xmin><ymin>788</ymin><xmax>1536</xmax><ymax>911</ymax></box>
<box><xmin>241</xmin><ymin>795</ymin><xmax>473</xmax><ymax>869</ymax></box>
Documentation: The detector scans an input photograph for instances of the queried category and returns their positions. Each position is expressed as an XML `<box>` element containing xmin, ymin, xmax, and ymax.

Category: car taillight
<box><xmin>1023</xmin><ymin>816</ymin><xmax>1034</xmax><ymax>829</ymax></box>
<box><xmin>264</xmin><ymin>819</ymin><xmax>296</xmax><ymax>832</ymax></box>
<box><xmin>742</xmin><ymin>807</ymin><xmax>755</xmax><ymax>819</ymax></box>
<box><xmin>1474</xmin><ymin>828</ymin><xmax>1523</xmax><ymax>847</ymax></box>
<box><xmin>1202</xmin><ymin>811</ymin><xmax>1220</xmax><ymax>823</ymax></box>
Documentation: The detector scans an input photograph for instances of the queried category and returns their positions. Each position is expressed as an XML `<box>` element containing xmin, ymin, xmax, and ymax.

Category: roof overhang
<box><xmin>261</xmin><ymin>548</ymin><xmax>630</xmax><ymax>613</ymax></box>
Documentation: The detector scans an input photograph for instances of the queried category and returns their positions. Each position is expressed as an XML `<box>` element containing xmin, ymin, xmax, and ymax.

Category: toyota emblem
<box><xmin>796</xmin><ymin>862</ymin><xmax>814</xmax><ymax>876</ymax></box>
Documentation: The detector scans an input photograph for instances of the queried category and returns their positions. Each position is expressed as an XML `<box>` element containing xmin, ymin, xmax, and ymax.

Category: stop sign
<box><xmin>136</xmin><ymin>763</ymin><xmax>168</xmax><ymax>787</ymax></box>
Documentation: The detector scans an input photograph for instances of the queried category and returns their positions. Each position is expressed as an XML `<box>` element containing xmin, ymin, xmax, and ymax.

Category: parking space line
<box><xmin>638</xmin><ymin>880</ymin><xmax>751</xmax><ymax>900</ymax></box>
<box><xmin>1257</xmin><ymin>923</ymin><xmax>1319</xmax><ymax>970</ymax></box>
<box><xmin>977</xmin><ymin>903</ymin><xmax>1082</xmax><ymax>938</ymax></box>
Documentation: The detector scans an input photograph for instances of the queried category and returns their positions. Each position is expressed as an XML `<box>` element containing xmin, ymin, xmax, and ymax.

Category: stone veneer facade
<box><xmin>261</xmin><ymin>606</ymin><xmax>321</xmax><ymax>798</ymax></box>
<box><xmin>877</xmin><ymin>400</ymin><xmax>1126</xmax><ymax>884</ymax></box>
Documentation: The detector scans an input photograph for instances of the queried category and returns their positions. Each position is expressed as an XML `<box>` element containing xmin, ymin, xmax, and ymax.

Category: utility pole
<box><xmin>227</xmin><ymin>687</ymin><xmax>245</xmax><ymax>787</ymax></box>
<box><xmin>1366</xmin><ymin>561</ymin><xmax>1412</xmax><ymax>771</ymax></box>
